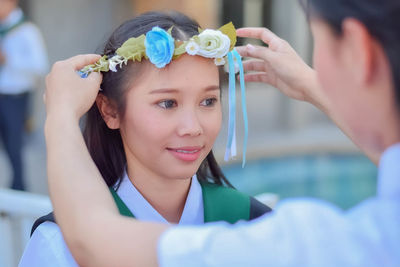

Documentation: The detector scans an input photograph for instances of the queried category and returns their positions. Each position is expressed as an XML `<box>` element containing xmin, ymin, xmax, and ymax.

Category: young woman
<box><xmin>19</xmin><ymin>11</ymin><xmax>271</xmax><ymax>266</ymax></box>
<box><xmin>31</xmin><ymin>0</ymin><xmax>400</xmax><ymax>265</ymax></box>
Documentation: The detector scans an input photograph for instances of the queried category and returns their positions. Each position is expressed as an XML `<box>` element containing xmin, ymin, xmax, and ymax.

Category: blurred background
<box><xmin>0</xmin><ymin>0</ymin><xmax>377</xmax><ymax>265</ymax></box>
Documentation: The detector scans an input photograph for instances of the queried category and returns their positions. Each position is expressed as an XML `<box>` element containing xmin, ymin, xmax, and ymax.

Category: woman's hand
<box><xmin>236</xmin><ymin>27</ymin><xmax>321</xmax><ymax>107</ymax></box>
<box><xmin>236</xmin><ymin>27</ymin><xmax>380</xmax><ymax>164</ymax></box>
<box><xmin>44</xmin><ymin>54</ymin><xmax>102</xmax><ymax>123</ymax></box>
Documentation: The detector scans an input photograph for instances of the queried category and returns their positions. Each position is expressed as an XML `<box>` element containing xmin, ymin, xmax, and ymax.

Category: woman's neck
<box><xmin>125</xmin><ymin>163</ymin><xmax>192</xmax><ymax>224</ymax></box>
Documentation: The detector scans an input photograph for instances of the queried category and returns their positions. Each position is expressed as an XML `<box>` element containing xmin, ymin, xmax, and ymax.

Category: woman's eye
<box><xmin>158</xmin><ymin>99</ymin><xmax>177</xmax><ymax>109</ymax></box>
<box><xmin>201</xmin><ymin>98</ymin><xmax>218</xmax><ymax>107</ymax></box>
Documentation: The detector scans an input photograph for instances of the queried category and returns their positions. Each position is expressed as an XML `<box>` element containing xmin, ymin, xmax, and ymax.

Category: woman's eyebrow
<box><xmin>204</xmin><ymin>85</ymin><xmax>221</xmax><ymax>92</ymax></box>
<box><xmin>149</xmin><ymin>85</ymin><xmax>220</xmax><ymax>94</ymax></box>
<box><xmin>149</xmin><ymin>88</ymin><xmax>179</xmax><ymax>94</ymax></box>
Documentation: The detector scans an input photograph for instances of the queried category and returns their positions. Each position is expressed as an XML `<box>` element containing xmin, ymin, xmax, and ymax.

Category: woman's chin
<box><xmin>164</xmin><ymin>163</ymin><xmax>201</xmax><ymax>180</ymax></box>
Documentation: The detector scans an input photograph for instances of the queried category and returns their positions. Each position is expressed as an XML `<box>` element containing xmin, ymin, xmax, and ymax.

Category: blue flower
<box><xmin>145</xmin><ymin>27</ymin><xmax>175</xmax><ymax>68</ymax></box>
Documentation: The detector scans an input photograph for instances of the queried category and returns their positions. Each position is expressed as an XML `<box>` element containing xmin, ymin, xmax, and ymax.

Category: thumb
<box><xmin>86</xmin><ymin>71</ymin><xmax>103</xmax><ymax>86</ymax></box>
<box><xmin>67</xmin><ymin>54</ymin><xmax>102</xmax><ymax>70</ymax></box>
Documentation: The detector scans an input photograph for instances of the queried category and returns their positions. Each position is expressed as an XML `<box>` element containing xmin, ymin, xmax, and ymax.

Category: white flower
<box><xmin>108</xmin><ymin>55</ymin><xmax>125</xmax><ymax>72</ymax></box>
<box><xmin>185</xmin><ymin>41</ymin><xmax>199</xmax><ymax>55</ymax></box>
<box><xmin>224</xmin><ymin>56</ymin><xmax>240</xmax><ymax>74</ymax></box>
<box><xmin>196</xmin><ymin>29</ymin><xmax>231</xmax><ymax>59</ymax></box>
<box><xmin>108</xmin><ymin>59</ymin><xmax>118</xmax><ymax>72</ymax></box>
<box><xmin>214</xmin><ymin>57</ymin><xmax>226</xmax><ymax>66</ymax></box>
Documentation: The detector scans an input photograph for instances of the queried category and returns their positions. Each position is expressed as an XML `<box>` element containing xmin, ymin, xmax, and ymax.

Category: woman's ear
<box><xmin>341</xmin><ymin>18</ymin><xmax>374</xmax><ymax>86</ymax></box>
<box><xmin>96</xmin><ymin>94</ymin><xmax>120</xmax><ymax>129</ymax></box>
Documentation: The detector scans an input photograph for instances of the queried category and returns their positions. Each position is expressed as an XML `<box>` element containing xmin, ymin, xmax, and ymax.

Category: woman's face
<box><xmin>0</xmin><ymin>0</ymin><xmax>16</xmax><ymax>20</ymax></box>
<box><xmin>311</xmin><ymin>19</ymin><xmax>349</xmax><ymax>104</ymax></box>
<box><xmin>310</xmin><ymin>18</ymin><xmax>395</xmax><ymax>153</ymax></box>
<box><xmin>310</xmin><ymin>19</ymin><xmax>365</xmax><ymax>133</ymax></box>
<box><xmin>119</xmin><ymin>54</ymin><xmax>221</xmax><ymax>180</ymax></box>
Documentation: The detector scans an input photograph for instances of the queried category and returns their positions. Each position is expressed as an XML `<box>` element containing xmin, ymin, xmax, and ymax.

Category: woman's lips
<box><xmin>167</xmin><ymin>146</ymin><xmax>203</xmax><ymax>162</ymax></box>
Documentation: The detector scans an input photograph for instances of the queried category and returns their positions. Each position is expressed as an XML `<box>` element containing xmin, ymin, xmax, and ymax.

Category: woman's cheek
<box><xmin>205</xmin><ymin>109</ymin><xmax>222</xmax><ymax>141</ymax></box>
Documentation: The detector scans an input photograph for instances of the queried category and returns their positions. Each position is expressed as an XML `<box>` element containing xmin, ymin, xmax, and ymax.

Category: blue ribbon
<box><xmin>225</xmin><ymin>51</ymin><xmax>237</xmax><ymax>162</ymax></box>
<box><xmin>233</xmin><ymin>49</ymin><xmax>248</xmax><ymax>167</ymax></box>
<box><xmin>78</xmin><ymin>70</ymin><xmax>89</xmax><ymax>78</ymax></box>
<box><xmin>225</xmin><ymin>49</ymin><xmax>248</xmax><ymax>167</ymax></box>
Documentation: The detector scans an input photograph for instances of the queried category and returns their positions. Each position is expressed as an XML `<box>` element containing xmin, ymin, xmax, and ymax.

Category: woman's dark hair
<box><xmin>83</xmin><ymin>11</ymin><xmax>233</xmax><ymax>189</ymax></box>
<box><xmin>299</xmin><ymin>0</ymin><xmax>400</xmax><ymax>109</ymax></box>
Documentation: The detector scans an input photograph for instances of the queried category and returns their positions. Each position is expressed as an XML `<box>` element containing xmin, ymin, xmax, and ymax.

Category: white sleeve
<box><xmin>158</xmin><ymin>198</ymin><xmax>385</xmax><ymax>267</ymax></box>
<box><xmin>19</xmin><ymin>222</ymin><xmax>79</xmax><ymax>267</ymax></box>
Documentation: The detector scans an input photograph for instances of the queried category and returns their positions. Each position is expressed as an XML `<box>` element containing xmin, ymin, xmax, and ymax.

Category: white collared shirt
<box><xmin>159</xmin><ymin>144</ymin><xmax>400</xmax><ymax>267</ymax></box>
<box><xmin>19</xmin><ymin>175</ymin><xmax>203</xmax><ymax>266</ymax></box>
<box><xmin>117</xmin><ymin>172</ymin><xmax>204</xmax><ymax>224</ymax></box>
<box><xmin>0</xmin><ymin>8</ymin><xmax>48</xmax><ymax>94</ymax></box>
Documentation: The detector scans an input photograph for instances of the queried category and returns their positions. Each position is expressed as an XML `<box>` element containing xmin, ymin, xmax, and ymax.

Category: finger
<box><xmin>236</xmin><ymin>44</ymin><xmax>257</xmax><ymax>58</ymax></box>
<box><xmin>86</xmin><ymin>71</ymin><xmax>103</xmax><ymax>85</ymax></box>
<box><xmin>236</xmin><ymin>27</ymin><xmax>278</xmax><ymax>45</ymax></box>
<box><xmin>238</xmin><ymin>44</ymin><xmax>274</xmax><ymax>63</ymax></box>
<box><xmin>65</xmin><ymin>54</ymin><xmax>102</xmax><ymax>70</ymax></box>
<box><xmin>242</xmin><ymin>59</ymin><xmax>267</xmax><ymax>72</ymax></box>
<box><xmin>243</xmin><ymin>73</ymin><xmax>270</xmax><ymax>84</ymax></box>
<box><xmin>235</xmin><ymin>46</ymin><xmax>248</xmax><ymax>56</ymax></box>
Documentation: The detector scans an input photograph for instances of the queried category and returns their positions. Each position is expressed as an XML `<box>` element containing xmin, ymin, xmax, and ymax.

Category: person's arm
<box><xmin>44</xmin><ymin>55</ymin><xmax>168</xmax><ymax>267</ymax></box>
<box><xmin>0</xmin><ymin>50</ymin><xmax>5</xmax><ymax>65</ymax></box>
<box><xmin>236</xmin><ymin>27</ymin><xmax>380</xmax><ymax>164</ymax></box>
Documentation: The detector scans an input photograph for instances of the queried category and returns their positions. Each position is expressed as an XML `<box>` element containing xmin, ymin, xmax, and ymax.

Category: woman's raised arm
<box><xmin>44</xmin><ymin>55</ymin><xmax>168</xmax><ymax>267</ymax></box>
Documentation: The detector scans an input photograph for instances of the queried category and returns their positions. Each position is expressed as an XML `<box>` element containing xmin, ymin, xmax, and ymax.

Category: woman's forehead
<box><xmin>131</xmin><ymin>55</ymin><xmax>220</xmax><ymax>92</ymax></box>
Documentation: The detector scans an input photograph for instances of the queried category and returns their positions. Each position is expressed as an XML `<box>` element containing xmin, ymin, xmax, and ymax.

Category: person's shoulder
<box><xmin>17</xmin><ymin>21</ymin><xmax>40</xmax><ymax>31</ymax></box>
<box><xmin>21</xmin><ymin>221</ymin><xmax>79</xmax><ymax>267</ymax></box>
<box><xmin>32</xmin><ymin>221</ymin><xmax>63</xmax><ymax>241</ymax></box>
<box><xmin>9</xmin><ymin>21</ymin><xmax>44</xmax><ymax>41</ymax></box>
<box><xmin>31</xmin><ymin>212</ymin><xmax>56</xmax><ymax>236</ymax></box>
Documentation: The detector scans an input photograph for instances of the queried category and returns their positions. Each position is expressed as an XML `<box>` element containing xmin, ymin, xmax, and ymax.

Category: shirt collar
<box><xmin>116</xmin><ymin>171</ymin><xmax>204</xmax><ymax>225</ymax></box>
<box><xmin>377</xmin><ymin>143</ymin><xmax>400</xmax><ymax>198</ymax></box>
<box><xmin>0</xmin><ymin>8</ymin><xmax>23</xmax><ymax>30</ymax></box>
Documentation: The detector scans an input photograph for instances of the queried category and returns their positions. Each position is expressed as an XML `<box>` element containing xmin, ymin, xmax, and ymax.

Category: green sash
<box><xmin>0</xmin><ymin>16</ymin><xmax>26</xmax><ymax>39</ymax></box>
<box><xmin>109</xmin><ymin>182</ymin><xmax>250</xmax><ymax>224</ymax></box>
<box><xmin>109</xmin><ymin>188</ymin><xmax>135</xmax><ymax>217</ymax></box>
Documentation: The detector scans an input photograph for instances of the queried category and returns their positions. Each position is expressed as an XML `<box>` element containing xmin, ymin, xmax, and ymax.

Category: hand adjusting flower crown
<box><xmin>80</xmin><ymin>22</ymin><xmax>248</xmax><ymax>167</ymax></box>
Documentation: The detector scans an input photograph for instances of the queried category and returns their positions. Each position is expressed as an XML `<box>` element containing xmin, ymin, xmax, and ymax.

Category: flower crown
<box><xmin>80</xmin><ymin>22</ymin><xmax>248</xmax><ymax>167</ymax></box>
<box><xmin>80</xmin><ymin>22</ymin><xmax>237</xmax><ymax>75</ymax></box>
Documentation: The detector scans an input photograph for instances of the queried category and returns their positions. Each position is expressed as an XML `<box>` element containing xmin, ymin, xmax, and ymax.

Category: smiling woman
<box><xmin>19</xmin><ymin>11</ymin><xmax>271</xmax><ymax>267</ymax></box>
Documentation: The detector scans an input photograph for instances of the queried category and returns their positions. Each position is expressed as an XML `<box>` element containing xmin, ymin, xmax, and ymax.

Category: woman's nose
<box><xmin>176</xmin><ymin>109</ymin><xmax>203</xmax><ymax>137</ymax></box>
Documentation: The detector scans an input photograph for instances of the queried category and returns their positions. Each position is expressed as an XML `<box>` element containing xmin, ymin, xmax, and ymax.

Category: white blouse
<box><xmin>19</xmin><ymin>174</ymin><xmax>203</xmax><ymax>267</ymax></box>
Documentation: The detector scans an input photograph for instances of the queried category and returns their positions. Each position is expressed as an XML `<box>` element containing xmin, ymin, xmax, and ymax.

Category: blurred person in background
<box><xmin>0</xmin><ymin>0</ymin><xmax>48</xmax><ymax>191</ymax></box>
<box><xmin>39</xmin><ymin>0</ymin><xmax>400</xmax><ymax>266</ymax></box>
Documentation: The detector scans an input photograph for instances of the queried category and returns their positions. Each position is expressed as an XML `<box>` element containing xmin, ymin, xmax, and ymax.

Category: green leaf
<box><xmin>167</xmin><ymin>27</ymin><xmax>173</xmax><ymax>35</ymax></box>
<box><xmin>83</xmin><ymin>55</ymin><xmax>109</xmax><ymax>73</ymax></box>
<box><xmin>219</xmin><ymin>22</ymin><xmax>237</xmax><ymax>50</ymax></box>
<box><xmin>173</xmin><ymin>41</ymin><xmax>187</xmax><ymax>59</ymax></box>
<box><xmin>116</xmin><ymin>34</ymin><xmax>146</xmax><ymax>61</ymax></box>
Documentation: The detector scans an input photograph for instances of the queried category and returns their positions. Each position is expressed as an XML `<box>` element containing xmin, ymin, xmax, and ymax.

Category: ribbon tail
<box><xmin>224</xmin><ymin>51</ymin><xmax>237</xmax><ymax>162</ymax></box>
<box><xmin>233</xmin><ymin>49</ymin><xmax>248</xmax><ymax>168</ymax></box>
